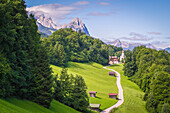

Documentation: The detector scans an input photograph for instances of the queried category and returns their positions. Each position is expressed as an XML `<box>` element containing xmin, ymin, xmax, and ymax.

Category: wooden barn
<box><xmin>89</xmin><ymin>103</ymin><xmax>101</xmax><ymax>112</ymax></box>
<box><xmin>109</xmin><ymin>71</ymin><xmax>116</xmax><ymax>76</ymax></box>
<box><xmin>89</xmin><ymin>91</ymin><xmax>97</xmax><ymax>97</ymax></box>
<box><xmin>108</xmin><ymin>93</ymin><xmax>117</xmax><ymax>99</ymax></box>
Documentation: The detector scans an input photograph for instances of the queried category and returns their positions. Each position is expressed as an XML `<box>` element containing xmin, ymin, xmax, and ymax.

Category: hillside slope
<box><xmin>109</xmin><ymin>64</ymin><xmax>147</xmax><ymax>113</ymax></box>
<box><xmin>0</xmin><ymin>98</ymin><xmax>80</xmax><ymax>113</ymax></box>
<box><xmin>51</xmin><ymin>62</ymin><xmax>118</xmax><ymax>110</ymax></box>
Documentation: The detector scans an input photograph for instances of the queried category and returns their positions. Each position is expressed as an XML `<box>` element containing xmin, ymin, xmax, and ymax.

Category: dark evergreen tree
<box><xmin>71</xmin><ymin>75</ymin><xmax>89</xmax><ymax>112</ymax></box>
<box><xmin>0</xmin><ymin>53</ymin><xmax>13</xmax><ymax>98</ymax></box>
<box><xmin>32</xmin><ymin>46</ymin><xmax>53</xmax><ymax>108</ymax></box>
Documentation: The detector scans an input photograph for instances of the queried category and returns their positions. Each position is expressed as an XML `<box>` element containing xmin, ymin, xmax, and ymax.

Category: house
<box><xmin>109</xmin><ymin>56</ymin><xmax>119</xmax><ymax>65</ymax></box>
<box><xmin>109</xmin><ymin>72</ymin><xmax>116</xmax><ymax>76</ymax></box>
<box><xmin>120</xmin><ymin>51</ymin><xmax>125</xmax><ymax>62</ymax></box>
<box><xmin>89</xmin><ymin>91</ymin><xmax>97</xmax><ymax>97</ymax></box>
<box><xmin>89</xmin><ymin>103</ymin><xmax>101</xmax><ymax>112</ymax></box>
<box><xmin>108</xmin><ymin>93</ymin><xmax>117</xmax><ymax>99</ymax></box>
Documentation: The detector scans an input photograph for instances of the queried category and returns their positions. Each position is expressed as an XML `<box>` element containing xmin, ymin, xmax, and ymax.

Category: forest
<box><xmin>41</xmin><ymin>28</ymin><xmax>122</xmax><ymax>66</ymax></box>
<box><xmin>123</xmin><ymin>46</ymin><xmax>170</xmax><ymax>113</ymax></box>
<box><xmin>0</xmin><ymin>0</ymin><xmax>89</xmax><ymax>112</ymax></box>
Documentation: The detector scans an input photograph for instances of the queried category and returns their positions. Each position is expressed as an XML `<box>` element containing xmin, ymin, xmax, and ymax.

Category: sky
<box><xmin>25</xmin><ymin>0</ymin><xmax>170</xmax><ymax>49</ymax></box>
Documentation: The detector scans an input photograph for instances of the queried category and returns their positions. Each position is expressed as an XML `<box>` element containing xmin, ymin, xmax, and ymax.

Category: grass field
<box><xmin>109</xmin><ymin>64</ymin><xmax>147</xmax><ymax>113</ymax></box>
<box><xmin>0</xmin><ymin>98</ymin><xmax>80</xmax><ymax>113</ymax></box>
<box><xmin>51</xmin><ymin>62</ymin><xmax>118</xmax><ymax>110</ymax></box>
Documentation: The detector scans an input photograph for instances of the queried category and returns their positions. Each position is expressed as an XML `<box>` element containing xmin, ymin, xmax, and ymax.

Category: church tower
<box><xmin>120</xmin><ymin>51</ymin><xmax>125</xmax><ymax>62</ymax></box>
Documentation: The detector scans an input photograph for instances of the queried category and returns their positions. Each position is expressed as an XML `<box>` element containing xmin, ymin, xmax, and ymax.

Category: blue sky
<box><xmin>25</xmin><ymin>0</ymin><xmax>170</xmax><ymax>48</ymax></box>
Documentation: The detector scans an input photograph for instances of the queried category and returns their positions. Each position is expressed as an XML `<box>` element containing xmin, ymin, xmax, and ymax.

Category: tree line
<box><xmin>123</xmin><ymin>46</ymin><xmax>170</xmax><ymax>113</ymax></box>
<box><xmin>41</xmin><ymin>28</ymin><xmax>122</xmax><ymax>66</ymax></box>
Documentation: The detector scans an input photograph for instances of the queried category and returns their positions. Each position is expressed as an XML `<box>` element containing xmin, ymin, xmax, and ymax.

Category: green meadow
<box><xmin>51</xmin><ymin>62</ymin><xmax>118</xmax><ymax>110</ymax></box>
<box><xmin>109</xmin><ymin>64</ymin><xmax>147</xmax><ymax>113</ymax></box>
<box><xmin>0</xmin><ymin>98</ymin><xmax>80</xmax><ymax>113</ymax></box>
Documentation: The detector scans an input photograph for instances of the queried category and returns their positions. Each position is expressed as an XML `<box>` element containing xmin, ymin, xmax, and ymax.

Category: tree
<box><xmin>0</xmin><ymin>53</ymin><xmax>13</xmax><ymax>98</ymax></box>
<box><xmin>161</xmin><ymin>103</ymin><xmax>170</xmax><ymax>113</ymax></box>
<box><xmin>71</xmin><ymin>75</ymin><xmax>89</xmax><ymax>112</ymax></box>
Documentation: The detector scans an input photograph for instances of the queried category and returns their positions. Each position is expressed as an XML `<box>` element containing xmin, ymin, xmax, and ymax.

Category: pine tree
<box><xmin>0</xmin><ymin>53</ymin><xmax>13</xmax><ymax>98</ymax></box>
<box><xmin>71</xmin><ymin>75</ymin><xmax>89</xmax><ymax>112</ymax></box>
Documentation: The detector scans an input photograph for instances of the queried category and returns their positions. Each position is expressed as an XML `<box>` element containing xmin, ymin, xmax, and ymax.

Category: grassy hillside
<box><xmin>109</xmin><ymin>64</ymin><xmax>147</xmax><ymax>113</ymax></box>
<box><xmin>51</xmin><ymin>62</ymin><xmax>118</xmax><ymax>110</ymax></box>
<box><xmin>0</xmin><ymin>98</ymin><xmax>80</xmax><ymax>113</ymax></box>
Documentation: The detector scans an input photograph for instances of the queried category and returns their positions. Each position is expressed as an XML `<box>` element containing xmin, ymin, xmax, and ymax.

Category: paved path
<box><xmin>100</xmin><ymin>66</ymin><xmax>124</xmax><ymax>113</ymax></box>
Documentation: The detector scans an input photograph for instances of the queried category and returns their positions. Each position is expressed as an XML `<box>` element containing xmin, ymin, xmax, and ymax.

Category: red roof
<box><xmin>109</xmin><ymin>72</ymin><xmax>116</xmax><ymax>75</ymax></box>
<box><xmin>108</xmin><ymin>93</ymin><xmax>117</xmax><ymax>96</ymax></box>
<box><xmin>89</xmin><ymin>91</ymin><xmax>97</xmax><ymax>94</ymax></box>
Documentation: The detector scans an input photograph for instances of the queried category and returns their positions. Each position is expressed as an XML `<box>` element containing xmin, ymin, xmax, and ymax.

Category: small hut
<box><xmin>109</xmin><ymin>72</ymin><xmax>116</xmax><ymax>76</ymax></box>
<box><xmin>108</xmin><ymin>93</ymin><xmax>117</xmax><ymax>99</ymax></box>
<box><xmin>89</xmin><ymin>103</ymin><xmax>101</xmax><ymax>112</ymax></box>
<box><xmin>89</xmin><ymin>91</ymin><xmax>97</xmax><ymax>97</ymax></box>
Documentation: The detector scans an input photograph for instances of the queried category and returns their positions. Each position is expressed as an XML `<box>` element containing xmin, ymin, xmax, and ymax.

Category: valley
<box><xmin>51</xmin><ymin>62</ymin><xmax>147</xmax><ymax>112</ymax></box>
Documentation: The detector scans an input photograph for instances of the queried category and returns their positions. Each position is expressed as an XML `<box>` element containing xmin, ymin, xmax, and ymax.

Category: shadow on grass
<box><xmin>95</xmin><ymin>96</ymin><xmax>102</xmax><ymax>99</ymax></box>
<box><xmin>110</xmin><ymin>64</ymin><xmax>120</xmax><ymax>67</ymax></box>
<box><xmin>67</xmin><ymin>62</ymin><xmax>85</xmax><ymax>69</ymax></box>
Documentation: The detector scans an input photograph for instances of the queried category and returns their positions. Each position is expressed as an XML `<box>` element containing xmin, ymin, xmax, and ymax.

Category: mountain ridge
<box><xmin>27</xmin><ymin>11</ymin><xmax>90</xmax><ymax>36</ymax></box>
<box><xmin>107</xmin><ymin>39</ymin><xmax>160</xmax><ymax>50</ymax></box>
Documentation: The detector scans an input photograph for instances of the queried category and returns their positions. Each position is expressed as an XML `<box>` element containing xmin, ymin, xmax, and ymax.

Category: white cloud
<box><xmin>121</xmin><ymin>32</ymin><xmax>153</xmax><ymax>41</ymax></box>
<box><xmin>99</xmin><ymin>2</ymin><xmax>110</xmax><ymax>6</ymax></box>
<box><xmin>87</xmin><ymin>12</ymin><xmax>115</xmax><ymax>16</ymax></box>
<box><xmin>148</xmin><ymin>32</ymin><xmax>161</xmax><ymax>35</ymax></box>
<box><xmin>72</xmin><ymin>1</ymin><xmax>90</xmax><ymax>6</ymax></box>
<box><xmin>26</xmin><ymin>4</ymin><xmax>77</xmax><ymax>23</ymax></box>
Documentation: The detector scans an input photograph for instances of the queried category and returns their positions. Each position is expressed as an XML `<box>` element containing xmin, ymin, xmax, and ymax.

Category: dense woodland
<box><xmin>123</xmin><ymin>46</ymin><xmax>170</xmax><ymax>113</ymax></box>
<box><xmin>0</xmin><ymin>0</ymin><xmax>89</xmax><ymax>112</ymax></box>
<box><xmin>41</xmin><ymin>28</ymin><xmax>122</xmax><ymax>66</ymax></box>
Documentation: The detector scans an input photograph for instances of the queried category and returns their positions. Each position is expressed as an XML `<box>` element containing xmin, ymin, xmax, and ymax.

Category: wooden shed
<box><xmin>89</xmin><ymin>103</ymin><xmax>101</xmax><ymax>112</ymax></box>
<box><xmin>108</xmin><ymin>93</ymin><xmax>117</xmax><ymax>99</ymax></box>
<box><xmin>109</xmin><ymin>72</ymin><xmax>116</xmax><ymax>76</ymax></box>
<box><xmin>89</xmin><ymin>91</ymin><xmax>97</xmax><ymax>97</ymax></box>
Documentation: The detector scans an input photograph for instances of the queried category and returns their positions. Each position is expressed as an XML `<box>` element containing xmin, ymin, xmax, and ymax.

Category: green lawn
<box><xmin>51</xmin><ymin>62</ymin><xmax>118</xmax><ymax>110</ymax></box>
<box><xmin>109</xmin><ymin>64</ymin><xmax>147</xmax><ymax>113</ymax></box>
<box><xmin>0</xmin><ymin>98</ymin><xmax>80</xmax><ymax>113</ymax></box>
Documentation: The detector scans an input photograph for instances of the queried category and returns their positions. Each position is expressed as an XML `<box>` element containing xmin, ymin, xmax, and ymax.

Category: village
<box><xmin>88</xmin><ymin>51</ymin><xmax>125</xmax><ymax>112</ymax></box>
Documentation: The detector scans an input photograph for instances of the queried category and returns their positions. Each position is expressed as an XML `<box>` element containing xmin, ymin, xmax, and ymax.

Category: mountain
<box><xmin>36</xmin><ymin>14</ymin><xmax>58</xmax><ymax>29</ymax></box>
<box><xmin>27</xmin><ymin>11</ymin><xmax>90</xmax><ymax>36</ymax></box>
<box><xmin>107</xmin><ymin>39</ymin><xmax>158</xmax><ymax>50</ymax></box>
<box><xmin>56</xmin><ymin>18</ymin><xmax>90</xmax><ymax>36</ymax></box>
<box><xmin>165</xmin><ymin>47</ymin><xmax>170</xmax><ymax>53</ymax></box>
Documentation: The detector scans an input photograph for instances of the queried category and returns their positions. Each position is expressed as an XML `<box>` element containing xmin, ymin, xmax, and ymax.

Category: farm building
<box><xmin>109</xmin><ymin>71</ymin><xmax>116</xmax><ymax>76</ymax></box>
<box><xmin>108</xmin><ymin>93</ymin><xmax>117</xmax><ymax>99</ymax></box>
<box><xmin>89</xmin><ymin>91</ymin><xmax>97</xmax><ymax>97</ymax></box>
<box><xmin>89</xmin><ymin>103</ymin><xmax>101</xmax><ymax>112</ymax></box>
<box><xmin>109</xmin><ymin>56</ymin><xmax>119</xmax><ymax>65</ymax></box>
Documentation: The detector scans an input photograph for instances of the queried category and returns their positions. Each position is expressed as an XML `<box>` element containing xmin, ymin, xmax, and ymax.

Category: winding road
<box><xmin>100</xmin><ymin>66</ymin><xmax>124</xmax><ymax>113</ymax></box>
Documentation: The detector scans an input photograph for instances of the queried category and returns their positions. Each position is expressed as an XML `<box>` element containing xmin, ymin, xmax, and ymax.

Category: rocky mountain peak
<box><xmin>70</xmin><ymin>18</ymin><xmax>82</xmax><ymax>26</ymax></box>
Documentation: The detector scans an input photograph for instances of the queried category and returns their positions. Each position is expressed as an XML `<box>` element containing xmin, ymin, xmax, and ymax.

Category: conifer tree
<box><xmin>71</xmin><ymin>75</ymin><xmax>89</xmax><ymax>112</ymax></box>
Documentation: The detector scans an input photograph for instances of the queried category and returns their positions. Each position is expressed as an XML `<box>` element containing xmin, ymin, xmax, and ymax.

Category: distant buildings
<box><xmin>89</xmin><ymin>103</ymin><xmax>101</xmax><ymax>112</ymax></box>
<box><xmin>109</xmin><ymin>72</ymin><xmax>116</xmax><ymax>76</ymax></box>
<box><xmin>109</xmin><ymin>51</ymin><xmax>125</xmax><ymax>65</ymax></box>
<box><xmin>109</xmin><ymin>56</ymin><xmax>119</xmax><ymax>65</ymax></box>
<box><xmin>89</xmin><ymin>91</ymin><xmax>97</xmax><ymax>97</ymax></box>
<box><xmin>108</xmin><ymin>93</ymin><xmax>117</xmax><ymax>99</ymax></box>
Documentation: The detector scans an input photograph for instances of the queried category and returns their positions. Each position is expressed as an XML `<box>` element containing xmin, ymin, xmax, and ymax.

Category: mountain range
<box><xmin>27</xmin><ymin>11</ymin><xmax>90</xmax><ymax>36</ymax></box>
<box><xmin>106</xmin><ymin>39</ymin><xmax>161</xmax><ymax>51</ymax></box>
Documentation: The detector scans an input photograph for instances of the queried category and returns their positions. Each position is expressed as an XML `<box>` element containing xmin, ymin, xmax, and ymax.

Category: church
<box><xmin>120</xmin><ymin>51</ymin><xmax>125</xmax><ymax>62</ymax></box>
<box><xmin>109</xmin><ymin>51</ymin><xmax>125</xmax><ymax>65</ymax></box>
